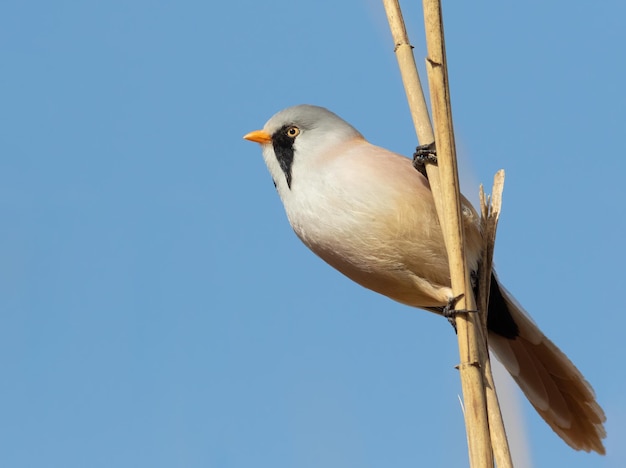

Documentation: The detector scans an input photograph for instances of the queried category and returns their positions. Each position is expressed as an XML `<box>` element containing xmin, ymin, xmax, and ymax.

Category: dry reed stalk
<box><xmin>478</xmin><ymin>172</ymin><xmax>514</xmax><ymax>468</ymax></box>
<box><xmin>383</xmin><ymin>0</ymin><xmax>513</xmax><ymax>466</ymax></box>
<box><xmin>421</xmin><ymin>1</ymin><xmax>491</xmax><ymax>465</ymax></box>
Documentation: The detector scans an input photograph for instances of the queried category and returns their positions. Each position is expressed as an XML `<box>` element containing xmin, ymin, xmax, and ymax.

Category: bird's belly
<box><xmin>288</xmin><ymin>206</ymin><xmax>452</xmax><ymax>309</ymax></box>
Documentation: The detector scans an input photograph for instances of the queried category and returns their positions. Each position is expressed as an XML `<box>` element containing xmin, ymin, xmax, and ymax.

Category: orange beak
<box><xmin>243</xmin><ymin>130</ymin><xmax>272</xmax><ymax>144</ymax></box>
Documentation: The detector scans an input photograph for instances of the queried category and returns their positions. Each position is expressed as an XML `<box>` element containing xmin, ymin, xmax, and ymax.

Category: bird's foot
<box><xmin>412</xmin><ymin>141</ymin><xmax>437</xmax><ymax>178</ymax></box>
<box><xmin>443</xmin><ymin>294</ymin><xmax>478</xmax><ymax>333</ymax></box>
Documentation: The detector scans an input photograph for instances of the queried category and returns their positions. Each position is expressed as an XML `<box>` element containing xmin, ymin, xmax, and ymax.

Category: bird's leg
<box><xmin>442</xmin><ymin>293</ymin><xmax>478</xmax><ymax>333</ymax></box>
<box><xmin>412</xmin><ymin>141</ymin><xmax>437</xmax><ymax>178</ymax></box>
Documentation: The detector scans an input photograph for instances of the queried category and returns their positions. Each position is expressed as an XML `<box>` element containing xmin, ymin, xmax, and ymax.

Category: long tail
<box><xmin>486</xmin><ymin>274</ymin><xmax>606</xmax><ymax>454</ymax></box>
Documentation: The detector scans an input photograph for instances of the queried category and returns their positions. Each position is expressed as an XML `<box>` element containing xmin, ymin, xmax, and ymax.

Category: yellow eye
<box><xmin>286</xmin><ymin>126</ymin><xmax>300</xmax><ymax>138</ymax></box>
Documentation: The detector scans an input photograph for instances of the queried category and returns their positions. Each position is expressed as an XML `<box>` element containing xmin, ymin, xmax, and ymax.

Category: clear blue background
<box><xmin>1</xmin><ymin>1</ymin><xmax>624</xmax><ymax>467</ymax></box>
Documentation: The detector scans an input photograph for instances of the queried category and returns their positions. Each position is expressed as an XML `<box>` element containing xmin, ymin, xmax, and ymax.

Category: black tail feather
<box><xmin>485</xmin><ymin>273</ymin><xmax>519</xmax><ymax>339</ymax></box>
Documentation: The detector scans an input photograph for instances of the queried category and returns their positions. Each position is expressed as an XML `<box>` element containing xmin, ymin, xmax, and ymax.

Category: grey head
<box><xmin>260</xmin><ymin>105</ymin><xmax>363</xmax><ymax>189</ymax></box>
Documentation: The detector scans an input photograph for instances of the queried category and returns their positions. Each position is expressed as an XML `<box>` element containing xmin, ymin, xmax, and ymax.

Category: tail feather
<box><xmin>487</xmin><ymin>279</ymin><xmax>607</xmax><ymax>454</ymax></box>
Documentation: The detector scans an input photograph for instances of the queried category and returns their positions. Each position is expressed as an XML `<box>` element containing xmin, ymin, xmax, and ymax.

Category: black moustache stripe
<box><xmin>271</xmin><ymin>125</ymin><xmax>296</xmax><ymax>189</ymax></box>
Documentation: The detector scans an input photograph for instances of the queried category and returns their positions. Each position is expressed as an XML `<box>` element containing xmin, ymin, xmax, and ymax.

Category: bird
<box><xmin>243</xmin><ymin>104</ymin><xmax>606</xmax><ymax>454</ymax></box>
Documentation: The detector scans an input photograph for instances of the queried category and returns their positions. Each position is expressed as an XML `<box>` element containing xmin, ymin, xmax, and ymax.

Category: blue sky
<box><xmin>1</xmin><ymin>1</ymin><xmax>625</xmax><ymax>467</ymax></box>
